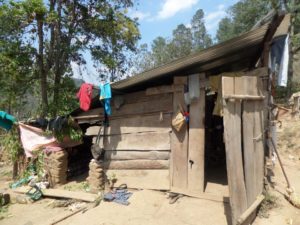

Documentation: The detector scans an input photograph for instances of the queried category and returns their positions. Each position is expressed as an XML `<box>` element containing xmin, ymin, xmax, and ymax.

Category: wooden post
<box><xmin>188</xmin><ymin>73</ymin><xmax>205</xmax><ymax>193</ymax></box>
<box><xmin>171</xmin><ymin>77</ymin><xmax>188</xmax><ymax>190</ymax></box>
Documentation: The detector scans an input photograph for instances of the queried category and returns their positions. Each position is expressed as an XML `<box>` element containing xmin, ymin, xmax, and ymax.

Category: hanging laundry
<box><xmin>99</xmin><ymin>82</ymin><xmax>112</xmax><ymax>116</ymax></box>
<box><xmin>0</xmin><ymin>111</ymin><xmax>16</xmax><ymax>131</ymax></box>
<box><xmin>76</xmin><ymin>83</ymin><xmax>93</xmax><ymax>111</ymax></box>
<box><xmin>270</xmin><ymin>34</ymin><xmax>289</xmax><ymax>87</ymax></box>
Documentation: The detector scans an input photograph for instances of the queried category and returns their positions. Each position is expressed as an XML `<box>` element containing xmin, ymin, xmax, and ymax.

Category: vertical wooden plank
<box><xmin>243</xmin><ymin>101</ymin><xmax>257</xmax><ymax>205</ymax></box>
<box><xmin>171</xmin><ymin>77</ymin><xmax>188</xmax><ymax>190</ymax></box>
<box><xmin>223</xmin><ymin>100</ymin><xmax>248</xmax><ymax>225</ymax></box>
<box><xmin>254</xmin><ymin>101</ymin><xmax>265</xmax><ymax>196</ymax></box>
<box><xmin>188</xmin><ymin>74</ymin><xmax>205</xmax><ymax>193</ymax></box>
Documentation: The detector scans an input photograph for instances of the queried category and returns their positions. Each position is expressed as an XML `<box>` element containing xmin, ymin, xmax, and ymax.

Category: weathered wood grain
<box><xmin>101</xmin><ymin>160</ymin><xmax>169</xmax><ymax>170</ymax></box>
<box><xmin>170</xmin><ymin>76</ymin><xmax>188</xmax><ymax>190</ymax></box>
<box><xmin>86</xmin><ymin>114</ymin><xmax>172</xmax><ymax>136</ymax></box>
<box><xmin>188</xmin><ymin>73</ymin><xmax>205</xmax><ymax>193</ymax></box>
<box><xmin>104</xmin><ymin>150</ymin><xmax>170</xmax><ymax>160</ymax></box>
<box><xmin>103</xmin><ymin>132</ymin><xmax>171</xmax><ymax>151</ymax></box>
<box><xmin>223</xmin><ymin>100</ymin><xmax>248</xmax><ymax>225</ymax></box>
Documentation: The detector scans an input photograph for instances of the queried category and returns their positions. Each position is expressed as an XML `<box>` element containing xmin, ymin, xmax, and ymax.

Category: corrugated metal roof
<box><xmin>112</xmin><ymin>23</ymin><xmax>270</xmax><ymax>90</ymax></box>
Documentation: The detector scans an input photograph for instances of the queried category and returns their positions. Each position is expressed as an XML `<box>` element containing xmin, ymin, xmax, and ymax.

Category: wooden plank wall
<box><xmin>84</xmin><ymin>91</ymin><xmax>173</xmax><ymax>190</ymax></box>
<box><xmin>222</xmin><ymin>71</ymin><xmax>266</xmax><ymax>225</ymax></box>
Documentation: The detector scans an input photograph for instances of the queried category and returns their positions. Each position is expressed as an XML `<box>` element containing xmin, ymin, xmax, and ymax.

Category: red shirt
<box><xmin>76</xmin><ymin>83</ymin><xmax>93</xmax><ymax>111</ymax></box>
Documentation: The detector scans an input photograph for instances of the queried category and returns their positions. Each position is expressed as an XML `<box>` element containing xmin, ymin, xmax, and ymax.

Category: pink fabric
<box><xmin>76</xmin><ymin>83</ymin><xmax>93</xmax><ymax>111</ymax></box>
<box><xmin>19</xmin><ymin>123</ymin><xmax>57</xmax><ymax>157</ymax></box>
<box><xmin>43</xmin><ymin>143</ymin><xmax>63</xmax><ymax>154</ymax></box>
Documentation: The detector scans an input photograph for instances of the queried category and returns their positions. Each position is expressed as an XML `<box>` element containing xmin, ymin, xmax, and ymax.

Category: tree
<box><xmin>191</xmin><ymin>9</ymin><xmax>212</xmax><ymax>50</ymax></box>
<box><xmin>0</xmin><ymin>1</ymin><xmax>36</xmax><ymax>115</ymax></box>
<box><xmin>169</xmin><ymin>24</ymin><xmax>193</xmax><ymax>59</ymax></box>
<box><xmin>216</xmin><ymin>0</ymin><xmax>271</xmax><ymax>43</ymax></box>
<box><xmin>131</xmin><ymin>8</ymin><xmax>212</xmax><ymax>73</ymax></box>
<box><xmin>216</xmin><ymin>18</ymin><xmax>235</xmax><ymax>43</ymax></box>
<box><xmin>0</xmin><ymin>0</ymin><xmax>140</xmax><ymax>117</ymax></box>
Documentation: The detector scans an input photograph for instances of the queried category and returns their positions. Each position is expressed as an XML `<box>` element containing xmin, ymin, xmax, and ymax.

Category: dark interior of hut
<box><xmin>204</xmin><ymin>92</ymin><xmax>228</xmax><ymax>193</ymax></box>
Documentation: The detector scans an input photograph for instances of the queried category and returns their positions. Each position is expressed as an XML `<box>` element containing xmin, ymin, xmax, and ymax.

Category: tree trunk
<box><xmin>37</xmin><ymin>15</ymin><xmax>48</xmax><ymax>118</ymax></box>
<box><xmin>53</xmin><ymin>0</ymin><xmax>62</xmax><ymax>116</ymax></box>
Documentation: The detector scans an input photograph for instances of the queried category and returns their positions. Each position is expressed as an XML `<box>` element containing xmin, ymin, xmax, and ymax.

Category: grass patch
<box><xmin>258</xmin><ymin>192</ymin><xmax>279</xmax><ymax>218</ymax></box>
<box><xmin>63</xmin><ymin>181</ymin><xmax>89</xmax><ymax>192</ymax></box>
<box><xmin>0</xmin><ymin>205</ymin><xmax>10</xmax><ymax>220</ymax></box>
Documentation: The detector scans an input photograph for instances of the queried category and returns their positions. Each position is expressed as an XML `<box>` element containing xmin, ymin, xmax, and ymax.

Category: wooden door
<box><xmin>222</xmin><ymin>69</ymin><xmax>267</xmax><ymax>225</ymax></box>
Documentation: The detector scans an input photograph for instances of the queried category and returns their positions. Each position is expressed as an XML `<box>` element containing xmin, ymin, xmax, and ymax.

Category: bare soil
<box><xmin>1</xmin><ymin>111</ymin><xmax>300</xmax><ymax>225</ymax></box>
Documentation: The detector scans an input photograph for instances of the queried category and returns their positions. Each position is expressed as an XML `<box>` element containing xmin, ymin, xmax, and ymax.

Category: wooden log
<box><xmin>237</xmin><ymin>195</ymin><xmax>265</xmax><ymax>225</ymax></box>
<box><xmin>223</xmin><ymin>100</ymin><xmax>248</xmax><ymax>225</ymax></box>
<box><xmin>105</xmin><ymin>170</ymin><xmax>170</xmax><ymax>190</ymax></box>
<box><xmin>101</xmin><ymin>160</ymin><xmax>169</xmax><ymax>170</ymax></box>
<box><xmin>223</xmin><ymin>95</ymin><xmax>265</xmax><ymax>100</ymax></box>
<box><xmin>146</xmin><ymin>85</ymin><xmax>184</xmax><ymax>95</ymax></box>
<box><xmin>86</xmin><ymin>114</ymin><xmax>171</xmax><ymax>136</ymax></box>
<box><xmin>104</xmin><ymin>150</ymin><xmax>170</xmax><ymax>160</ymax></box>
<box><xmin>171</xmin><ymin>76</ymin><xmax>188</xmax><ymax>190</ymax></box>
<box><xmin>103</xmin><ymin>132</ymin><xmax>171</xmax><ymax>151</ymax></box>
<box><xmin>14</xmin><ymin>187</ymin><xmax>98</xmax><ymax>202</ymax></box>
<box><xmin>188</xmin><ymin>73</ymin><xmax>205</xmax><ymax>193</ymax></box>
<box><xmin>74</xmin><ymin>93</ymin><xmax>172</xmax><ymax>120</ymax></box>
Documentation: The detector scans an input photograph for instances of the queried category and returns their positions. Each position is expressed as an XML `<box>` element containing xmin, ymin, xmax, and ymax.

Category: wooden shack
<box><xmin>72</xmin><ymin>13</ymin><xmax>289</xmax><ymax>225</ymax></box>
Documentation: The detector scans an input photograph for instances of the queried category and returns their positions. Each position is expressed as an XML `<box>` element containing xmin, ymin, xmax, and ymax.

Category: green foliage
<box><xmin>0</xmin><ymin>204</ymin><xmax>10</xmax><ymax>221</ymax></box>
<box><xmin>258</xmin><ymin>191</ymin><xmax>279</xmax><ymax>218</ymax></box>
<box><xmin>0</xmin><ymin>0</ymin><xmax>140</xmax><ymax>117</ymax></box>
<box><xmin>46</xmin><ymin>117</ymin><xmax>83</xmax><ymax>142</ymax></box>
<box><xmin>191</xmin><ymin>9</ymin><xmax>212</xmax><ymax>50</ymax></box>
<box><xmin>0</xmin><ymin>126</ymin><xmax>23</xmax><ymax>163</ymax></box>
<box><xmin>216</xmin><ymin>0</ymin><xmax>272</xmax><ymax>43</ymax></box>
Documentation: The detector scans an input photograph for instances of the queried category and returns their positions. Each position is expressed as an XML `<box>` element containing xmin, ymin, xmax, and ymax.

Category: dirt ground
<box><xmin>1</xmin><ymin>111</ymin><xmax>300</xmax><ymax>225</ymax></box>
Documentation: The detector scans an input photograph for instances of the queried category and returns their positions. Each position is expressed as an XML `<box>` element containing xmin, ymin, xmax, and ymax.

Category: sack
<box><xmin>172</xmin><ymin>111</ymin><xmax>186</xmax><ymax>132</ymax></box>
<box><xmin>91</xmin><ymin>125</ymin><xmax>104</xmax><ymax>160</ymax></box>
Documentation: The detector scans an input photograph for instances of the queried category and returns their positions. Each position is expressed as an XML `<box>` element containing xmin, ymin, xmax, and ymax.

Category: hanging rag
<box><xmin>99</xmin><ymin>82</ymin><xmax>112</xmax><ymax>116</ymax></box>
<box><xmin>0</xmin><ymin>111</ymin><xmax>16</xmax><ymax>131</ymax></box>
<box><xmin>19</xmin><ymin>123</ymin><xmax>57</xmax><ymax>157</ymax></box>
<box><xmin>76</xmin><ymin>83</ymin><xmax>93</xmax><ymax>111</ymax></box>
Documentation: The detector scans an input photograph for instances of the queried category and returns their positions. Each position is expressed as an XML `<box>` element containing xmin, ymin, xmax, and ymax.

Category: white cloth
<box><xmin>278</xmin><ymin>34</ymin><xmax>289</xmax><ymax>87</ymax></box>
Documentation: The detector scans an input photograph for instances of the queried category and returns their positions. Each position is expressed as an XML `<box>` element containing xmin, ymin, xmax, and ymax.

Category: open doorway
<box><xmin>204</xmin><ymin>92</ymin><xmax>228</xmax><ymax>196</ymax></box>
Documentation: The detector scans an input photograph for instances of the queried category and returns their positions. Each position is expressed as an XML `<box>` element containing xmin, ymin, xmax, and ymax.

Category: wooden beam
<box><xmin>104</xmin><ymin>150</ymin><xmax>170</xmax><ymax>160</ymax></box>
<box><xmin>237</xmin><ymin>195</ymin><xmax>265</xmax><ymax>225</ymax></box>
<box><xmin>146</xmin><ymin>85</ymin><xmax>184</xmax><ymax>96</ymax></box>
<box><xmin>101</xmin><ymin>160</ymin><xmax>169</xmax><ymax>170</ymax></box>
<box><xmin>171</xmin><ymin>76</ymin><xmax>188</xmax><ymax>190</ymax></box>
<box><xmin>223</xmin><ymin>95</ymin><xmax>265</xmax><ymax>100</ymax></box>
<box><xmin>86</xmin><ymin>114</ymin><xmax>172</xmax><ymax>136</ymax></box>
<box><xmin>103</xmin><ymin>132</ymin><xmax>171</xmax><ymax>151</ymax></box>
<box><xmin>14</xmin><ymin>187</ymin><xmax>98</xmax><ymax>202</ymax></box>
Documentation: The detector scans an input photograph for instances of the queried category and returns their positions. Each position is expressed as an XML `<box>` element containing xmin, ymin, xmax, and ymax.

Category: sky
<box><xmin>130</xmin><ymin>0</ymin><xmax>239</xmax><ymax>45</ymax></box>
<box><xmin>74</xmin><ymin>0</ymin><xmax>239</xmax><ymax>84</ymax></box>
